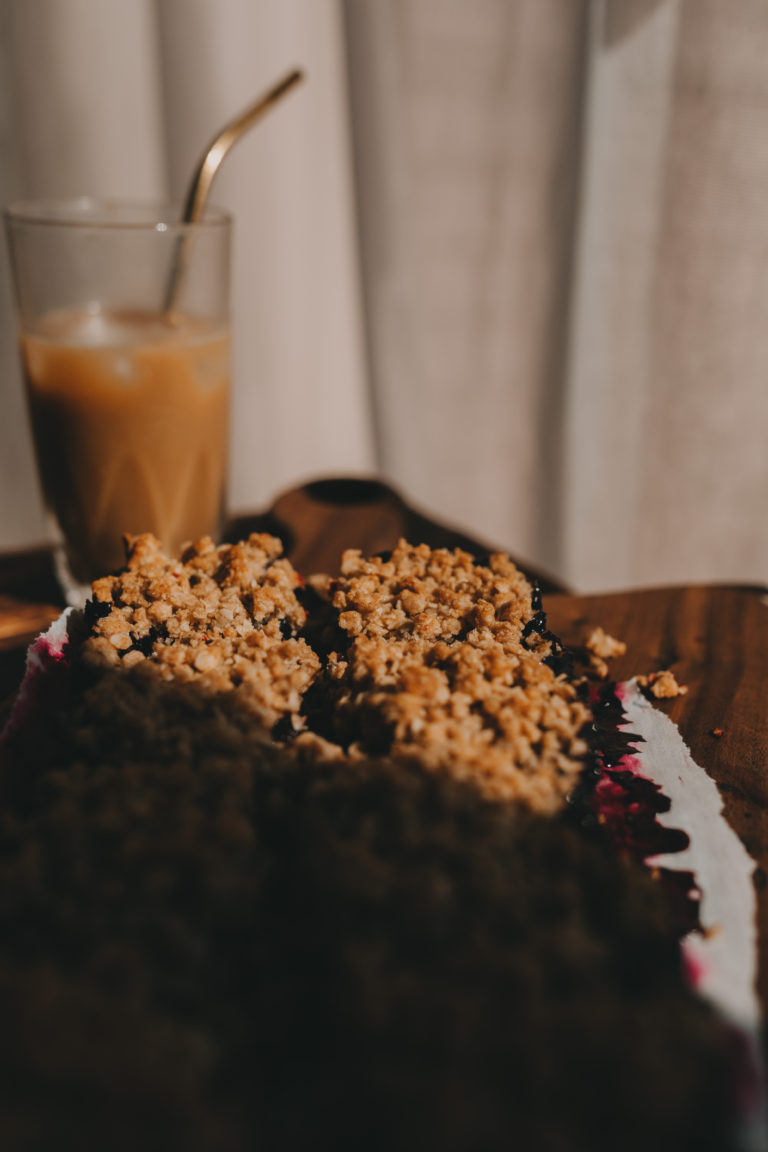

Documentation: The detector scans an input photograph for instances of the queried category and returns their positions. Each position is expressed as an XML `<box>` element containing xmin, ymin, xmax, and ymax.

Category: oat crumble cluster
<box><xmin>79</xmin><ymin>533</ymin><xmax>319</xmax><ymax>734</ymax></box>
<box><xmin>321</xmin><ymin>541</ymin><xmax>591</xmax><ymax>813</ymax></box>
<box><xmin>637</xmin><ymin>669</ymin><xmax>690</xmax><ymax>699</ymax></box>
<box><xmin>72</xmin><ymin>534</ymin><xmax>592</xmax><ymax>816</ymax></box>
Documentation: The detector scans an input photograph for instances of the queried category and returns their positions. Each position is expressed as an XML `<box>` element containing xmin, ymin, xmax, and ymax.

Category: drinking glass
<box><xmin>4</xmin><ymin>198</ymin><xmax>232</xmax><ymax>606</ymax></box>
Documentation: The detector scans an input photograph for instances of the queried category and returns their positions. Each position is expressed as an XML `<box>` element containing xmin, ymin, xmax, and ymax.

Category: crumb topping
<box><xmin>79</xmin><ymin>533</ymin><xmax>319</xmax><ymax>731</ymax></box>
<box><xmin>56</xmin><ymin>535</ymin><xmax>594</xmax><ymax>817</ymax></box>
<box><xmin>322</xmin><ymin>540</ymin><xmax>590</xmax><ymax>813</ymax></box>
<box><xmin>333</xmin><ymin>540</ymin><xmax>535</xmax><ymax>647</ymax></box>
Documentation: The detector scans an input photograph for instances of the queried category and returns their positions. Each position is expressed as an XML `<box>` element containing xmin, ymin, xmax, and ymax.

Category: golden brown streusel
<box><xmin>66</xmin><ymin>535</ymin><xmax>591</xmax><ymax>815</ymax></box>
<box><xmin>80</xmin><ymin>533</ymin><xmax>319</xmax><ymax>731</ymax></box>
<box><xmin>321</xmin><ymin>540</ymin><xmax>589</xmax><ymax>813</ymax></box>
<box><xmin>332</xmin><ymin>540</ymin><xmax>537</xmax><ymax>647</ymax></box>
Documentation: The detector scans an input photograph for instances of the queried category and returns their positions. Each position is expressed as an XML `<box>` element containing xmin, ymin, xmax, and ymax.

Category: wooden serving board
<box><xmin>1</xmin><ymin>478</ymin><xmax>766</xmax><ymax>1015</ymax></box>
<box><xmin>546</xmin><ymin>585</ymin><xmax>768</xmax><ymax>1016</ymax></box>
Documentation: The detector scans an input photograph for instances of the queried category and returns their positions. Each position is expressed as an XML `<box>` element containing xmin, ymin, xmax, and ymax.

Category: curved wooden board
<box><xmin>227</xmin><ymin>477</ymin><xmax>566</xmax><ymax>593</ymax></box>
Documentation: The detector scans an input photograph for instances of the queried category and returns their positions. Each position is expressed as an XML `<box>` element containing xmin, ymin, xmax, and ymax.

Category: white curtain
<box><xmin>344</xmin><ymin>0</ymin><xmax>587</xmax><ymax>578</ymax></box>
<box><xmin>3</xmin><ymin>0</ymin><xmax>768</xmax><ymax>593</ymax></box>
<box><xmin>563</xmin><ymin>0</ymin><xmax>768</xmax><ymax>589</ymax></box>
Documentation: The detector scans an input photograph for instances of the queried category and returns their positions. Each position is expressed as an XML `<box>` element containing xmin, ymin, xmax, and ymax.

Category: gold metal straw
<box><xmin>164</xmin><ymin>68</ymin><xmax>304</xmax><ymax>314</ymax></box>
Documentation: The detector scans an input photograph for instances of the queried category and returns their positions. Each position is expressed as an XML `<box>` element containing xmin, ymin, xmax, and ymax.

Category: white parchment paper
<box><xmin>619</xmin><ymin>679</ymin><xmax>767</xmax><ymax>1149</ymax></box>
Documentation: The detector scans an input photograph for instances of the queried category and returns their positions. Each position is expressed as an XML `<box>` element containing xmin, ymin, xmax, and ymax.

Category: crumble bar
<box><xmin>0</xmin><ymin>533</ymin><xmax>737</xmax><ymax>1152</ymax></box>
<box><xmin>314</xmin><ymin>540</ymin><xmax>592</xmax><ymax>814</ymax></box>
<box><xmin>77</xmin><ymin>532</ymin><xmax>319</xmax><ymax>734</ymax></box>
<box><xmin>57</xmin><ymin>534</ymin><xmax>592</xmax><ymax>817</ymax></box>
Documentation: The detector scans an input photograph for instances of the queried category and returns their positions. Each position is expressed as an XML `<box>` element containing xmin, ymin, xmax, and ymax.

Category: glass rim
<box><xmin>3</xmin><ymin>196</ymin><xmax>231</xmax><ymax>232</ymax></box>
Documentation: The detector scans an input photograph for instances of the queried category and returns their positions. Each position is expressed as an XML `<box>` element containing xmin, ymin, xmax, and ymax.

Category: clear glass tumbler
<box><xmin>4</xmin><ymin>198</ymin><xmax>232</xmax><ymax>606</ymax></box>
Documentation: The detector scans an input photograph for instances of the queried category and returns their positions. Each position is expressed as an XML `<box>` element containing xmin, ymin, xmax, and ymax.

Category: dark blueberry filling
<box><xmin>568</xmin><ymin>680</ymin><xmax>702</xmax><ymax>939</ymax></box>
<box><xmin>130</xmin><ymin>631</ymin><xmax>158</xmax><ymax>658</ymax></box>
<box><xmin>271</xmin><ymin>714</ymin><xmax>299</xmax><ymax>744</ymax></box>
<box><xmin>83</xmin><ymin>597</ymin><xmax>112</xmax><ymax>623</ymax></box>
<box><xmin>521</xmin><ymin>609</ymin><xmax>573</xmax><ymax>677</ymax></box>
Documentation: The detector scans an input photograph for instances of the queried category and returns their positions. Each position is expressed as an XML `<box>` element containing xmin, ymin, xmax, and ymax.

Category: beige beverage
<box><xmin>21</xmin><ymin>307</ymin><xmax>230</xmax><ymax>584</ymax></box>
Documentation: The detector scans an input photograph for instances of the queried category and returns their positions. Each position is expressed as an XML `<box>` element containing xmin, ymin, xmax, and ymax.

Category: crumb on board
<box><xmin>584</xmin><ymin>626</ymin><xmax>627</xmax><ymax>679</ymax></box>
<box><xmin>588</xmin><ymin>656</ymin><xmax>610</xmax><ymax>680</ymax></box>
<box><xmin>586</xmin><ymin>627</ymin><xmax>627</xmax><ymax>660</ymax></box>
<box><xmin>636</xmin><ymin>670</ymin><xmax>689</xmax><ymax>699</ymax></box>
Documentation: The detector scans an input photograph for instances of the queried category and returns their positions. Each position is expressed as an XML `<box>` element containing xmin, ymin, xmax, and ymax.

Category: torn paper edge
<box><xmin>619</xmin><ymin>679</ymin><xmax>767</xmax><ymax>1150</ymax></box>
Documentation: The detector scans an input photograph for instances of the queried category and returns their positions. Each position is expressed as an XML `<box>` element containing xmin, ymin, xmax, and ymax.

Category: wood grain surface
<box><xmin>546</xmin><ymin>586</ymin><xmax>768</xmax><ymax>1016</ymax></box>
<box><xmin>1</xmin><ymin>478</ymin><xmax>766</xmax><ymax>1018</ymax></box>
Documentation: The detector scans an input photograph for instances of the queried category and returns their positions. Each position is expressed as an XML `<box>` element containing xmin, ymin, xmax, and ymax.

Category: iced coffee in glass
<box><xmin>4</xmin><ymin>199</ymin><xmax>231</xmax><ymax>605</ymax></box>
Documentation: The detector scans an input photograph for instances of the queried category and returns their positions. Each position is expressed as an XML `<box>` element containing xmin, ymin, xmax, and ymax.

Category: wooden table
<box><xmin>2</xmin><ymin>478</ymin><xmax>767</xmax><ymax>1014</ymax></box>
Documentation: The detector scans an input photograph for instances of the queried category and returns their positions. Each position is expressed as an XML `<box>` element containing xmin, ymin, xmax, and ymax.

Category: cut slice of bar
<box><xmin>77</xmin><ymin>532</ymin><xmax>320</xmax><ymax>736</ymax></box>
<box><xmin>305</xmin><ymin>540</ymin><xmax>591</xmax><ymax>814</ymax></box>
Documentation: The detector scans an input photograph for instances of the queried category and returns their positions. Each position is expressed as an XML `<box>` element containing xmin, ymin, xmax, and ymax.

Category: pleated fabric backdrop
<box><xmin>2</xmin><ymin>0</ymin><xmax>768</xmax><ymax>592</ymax></box>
